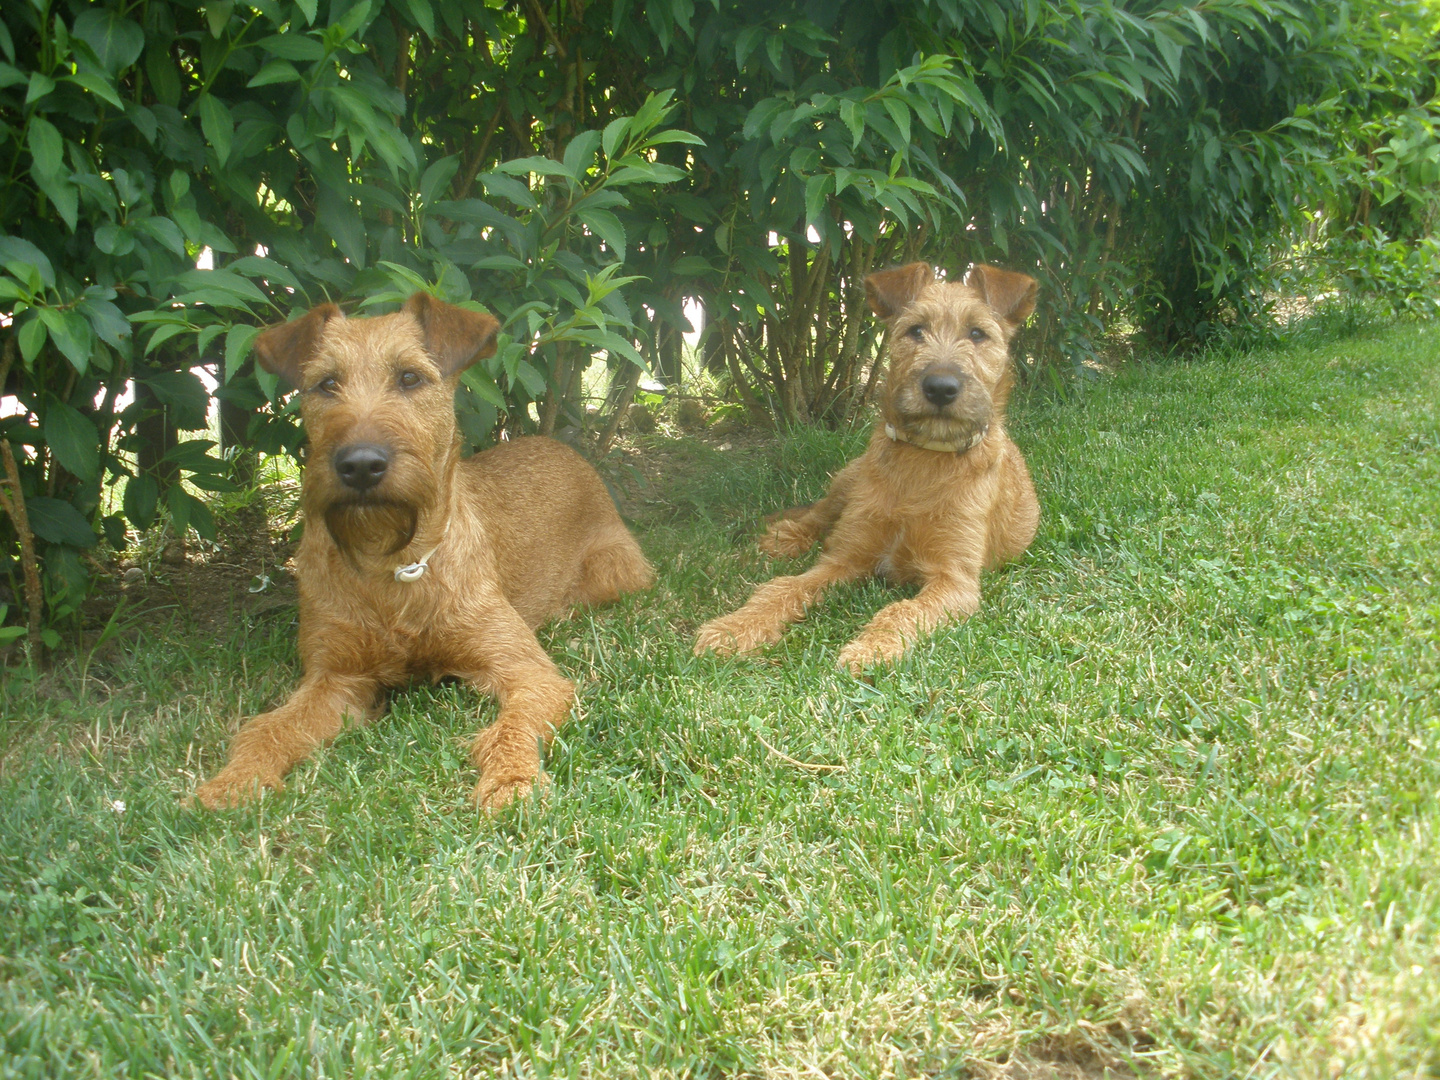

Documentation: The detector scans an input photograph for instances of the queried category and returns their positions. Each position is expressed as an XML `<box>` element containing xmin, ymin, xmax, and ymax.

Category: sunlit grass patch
<box><xmin>1</xmin><ymin>319</ymin><xmax>1437</xmax><ymax>1077</ymax></box>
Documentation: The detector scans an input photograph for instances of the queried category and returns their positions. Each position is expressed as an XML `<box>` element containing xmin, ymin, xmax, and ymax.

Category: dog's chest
<box><xmin>863</xmin><ymin>474</ymin><xmax>987</xmax><ymax>583</ymax></box>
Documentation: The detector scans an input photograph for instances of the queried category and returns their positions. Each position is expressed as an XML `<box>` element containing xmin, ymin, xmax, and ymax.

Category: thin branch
<box><xmin>0</xmin><ymin>439</ymin><xmax>42</xmax><ymax>642</ymax></box>
<box><xmin>595</xmin><ymin>362</ymin><xmax>643</xmax><ymax>456</ymax></box>
<box><xmin>451</xmin><ymin>103</ymin><xmax>506</xmax><ymax>202</ymax></box>
<box><xmin>522</xmin><ymin>0</ymin><xmax>567</xmax><ymax>58</ymax></box>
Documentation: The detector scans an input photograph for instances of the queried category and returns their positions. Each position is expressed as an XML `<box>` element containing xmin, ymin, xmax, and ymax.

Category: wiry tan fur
<box><xmin>195</xmin><ymin>294</ymin><xmax>653</xmax><ymax>811</ymax></box>
<box><xmin>694</xmin><ymin>262</ymin><xmax>1040</xmax><ymax>674</ymax></box>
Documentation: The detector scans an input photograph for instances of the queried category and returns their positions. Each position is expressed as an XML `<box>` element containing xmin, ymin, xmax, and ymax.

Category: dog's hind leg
<box><xmin>568</xmin><ymin>523</ymin><xmax>655</xmax><ymax>607</ymax></box>
<box><xmin>461</xmin><ymin>603</ymin><xmax>577</xmax><ymax>810</ymax></box>
<box><xmin>985</xmin><ymin>443</ymin><xmax>1040</xmax><ymax>567</ymax></box>
<box><xmin>194</xmin><ymin>672</ymin><xmax>382</xmax><ymax>808</ymax></box>
<box><xmin>759</xmin><ymin>461</ymin><xmax>858</xmax><ymax>558</ymax></box>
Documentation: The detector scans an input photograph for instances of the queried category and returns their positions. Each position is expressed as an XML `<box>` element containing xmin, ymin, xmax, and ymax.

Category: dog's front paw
<box><xmin>470</xmin><ymin>722</ymin><xmax>545</xmax><ymax>812</ymax></box>
<box><xmin>471</xmin><ymin>772</ymin><xmax>549</xmax><ymax>812</ymax></box>
<box><xmin>193</xmin><ymin>765</ymin><xmax>284</xmax><ymax>810</ymax></box>
<box><xmin>758</xmin><ymin>519</ymin><xmax>815</xmax><ymax>559</ymax></box>
<box><xmin>836</xmin><ymin>630</ymin><xmax>910</xmax><ymax>676</ymax></box>
<box><xmin>693</xmin><ymin>614</ymin><xmax>777</xmax><ymax>657</ymax></box>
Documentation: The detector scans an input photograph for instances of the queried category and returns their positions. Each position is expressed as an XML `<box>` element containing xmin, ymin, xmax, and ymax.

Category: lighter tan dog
<box><xmin>694</xmin><ymin>262</ymin><xmax>1039</xmax><ymax>673</ymax></box>
<box><xmin>195</xmin><ymin>294</ymin><xmax>653</xmax><ymax>811</ymax></box>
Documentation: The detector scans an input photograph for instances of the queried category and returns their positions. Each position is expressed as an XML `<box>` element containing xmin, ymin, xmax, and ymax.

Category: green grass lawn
<box><xmin>2</xmin><ymin>317</ymin><xmax>1438</xmax><ymax>1079</ymax></box>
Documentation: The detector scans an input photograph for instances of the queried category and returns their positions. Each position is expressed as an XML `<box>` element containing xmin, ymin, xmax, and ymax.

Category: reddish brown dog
<box><xmin>694</xmin><ymin>262</ymin><xmax>1039</xmax><ymax>674</ymax></box>
<box><xmin>195</xmin><ymin>294</ymin><xmax>653</xmax><ymax>811</ymax></box>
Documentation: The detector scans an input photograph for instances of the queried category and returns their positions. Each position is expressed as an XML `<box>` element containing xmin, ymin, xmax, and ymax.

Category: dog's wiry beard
<box><xmin>323</xmin><ymin>499</ymin><xmax>419</xmax><ymax>559</ymax></box>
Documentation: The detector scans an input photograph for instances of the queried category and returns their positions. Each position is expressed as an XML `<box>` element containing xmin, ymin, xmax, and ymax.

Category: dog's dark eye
<box><xmin>969</xmin><ymin>327</ymin><xmax>988</xmax><ymax>343</ymax></box>
<box><xmin>314</xmin><ymin>376</ymin><xmax>339</xmax><ymax>395</ymax></box>
<box><xmin>907</xmin><ymin>325</ymin><xmax>925</xmax><ymax>341</ymax></box>
<box><xmin>398</xmin><ymin>371</ymin><xmax>423</xmax><ymax>390</ymax></box>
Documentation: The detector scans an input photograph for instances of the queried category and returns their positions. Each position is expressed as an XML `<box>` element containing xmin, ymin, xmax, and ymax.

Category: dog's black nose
<box><xmin>921</xmin><ymin>373</ymin><xmax>961</xmax><ymax>406</ymax></box>
<box><xmin>333</xmin><ymin>443</ymin><xmax>390</xmax><ymax>491</ymax></box>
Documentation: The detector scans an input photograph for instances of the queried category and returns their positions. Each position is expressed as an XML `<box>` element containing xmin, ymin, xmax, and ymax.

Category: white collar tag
<box><xmin>393</xmin><ymin>523</ymin><xmax>449</xmax><ymax>583</ymax></box>
<box><xmin>394</xmin><ymin>549</ymin><xmax>438</xmax><ymax>583</ymax></box>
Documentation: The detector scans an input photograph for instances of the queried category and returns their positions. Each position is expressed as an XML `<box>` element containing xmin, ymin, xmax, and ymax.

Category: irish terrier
<box><xmin>694</xmin><ymin>262</ymin><xmax>1039</xmax><ymax>674</ymax></box>
<box><xmin>194</xmin><ymin>293</ymin><xmax>653</xmax><ymax>811</ymax></box>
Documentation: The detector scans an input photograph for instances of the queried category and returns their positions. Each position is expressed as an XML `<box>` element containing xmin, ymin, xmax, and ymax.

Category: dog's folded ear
<box><xmin>403</xmin><ymin>293</ymin><xmax>501</xmax><ymax>376</ymax></box>
<box><xmin>864</xmin><ymin>262</ymin><xmax>934</xmax><ymax>320</ymax></box>
<box><xmin>252</xmin><ymin>303</ymin><xmax>343</xmax><ymax>388</ymax></box>
<box><xmin>967</xmin><ymin>264</ymin><xmax>1038</xmax><ymax>327</ymax></box>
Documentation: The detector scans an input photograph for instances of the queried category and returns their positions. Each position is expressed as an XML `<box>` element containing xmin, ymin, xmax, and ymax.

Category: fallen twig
<box><xmin>754</xmin><ymin>730</ymin><xmax>845</xmax><ymax>772</ymax></box>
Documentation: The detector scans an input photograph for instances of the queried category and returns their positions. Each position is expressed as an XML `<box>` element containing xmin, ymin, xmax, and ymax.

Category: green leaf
<box><xmin>562</xmin><ymin>130</ymin><xmax>603</xmax><ymax>181</ymax></box>
<box><xmin>636</xmin><ymin>129</ymin><xmax>705</xmax><ymax>148</ymax></box>
<box><xmin>186</xmin><ymin>473</ymin><xmax>239</xmax><ymax>493</ymax></box>
<box><xmin>461</xmin><ymin>366</ymin><xmax>506</xmax><ymax>408</ymax></box>
<box><xmin>35</xmin><ymin>175</ymin><xmax>79</xmax><ymax>232</ymax></box>
<box><xmin>37</xmin><ymin>308</ymin><xmax>94</xmax><ymax>373</ymax></box>
<box><xmin>197</xmin><ymin>94</ymin><xmax>234</xmax><ymax>165</ymax></box>
<box><xmin>123</xmin><ymin>474</ymin><xmax>159</xmax><ymax>530</ymax></box>
<box><xmin>420</xmin><ymin>156</ymin><xmax>460</xmax><ymax>204</ymax></box>
<box><xmin>248</xmin><ymin>59</ymin><xmax>302</xmax><ymax>87</ymax></box>
<box><xmin>139</xmin><ymin>371</ymin><xmax>210</xmax><ymax>430</ymax></box>
<box><xmin>512</xmin><ymin>359</ymin><xmax>547</xmax><ymax>398</ymax></box>
<box><xmin>803</xmin><ymin>173</ymin><xmax>831</xmax><ymax>228</ymax></box>
<box><xmin>0</xmin><ymin>235</ymin><xmax>56</xmax><ymax>289</ymax></box>
<box><xmin>316</xmin><ymin>186</ymin><xmax>367</xmax><ymax>267</ymax></box>
<box><xmin>577</xmin><ymin>208</ymin><xmax>626</xmax><ymax>260</ymax></box>
<box><xmin>480</xmin><ymin>172</ymin><xmax>537</xmax><ymax>210</ymax></box>
<box><xmin>27</xmin><ymin>118</ymin><xmax>64</xmax><ymax>179</ymax></box>
<box><xmin>135</xmin><ymin>216</ymin><xmax>187</xmax><ymax>255</ymax></box>
<box><xmin>145</xmin><ymin>46</ymin><xmax>181</xmax><ymax>107</ymax></box>
<box><xmin>168</xmin><ymin>487</ymin><xmax>215</xmax><ymax>540</ymax></box>
<box><xmin>159</xmin><ymin>439</ymin><xmax>220</xmax><ymax>471</ymax></box>
<box><xmin>601</xmin><ymin>117</ymin><xmax>630</xmax><ymax>160</ymax></box>
<box><xmin>491</xmin><ymin>156</ymin><xmax>572</xmax><ymax>178</ymax></box>
<box><xmin>172</xmin><ymin>269</ymin><xmax>270</xmax><ymax>307</ymax></box>
<box><xmin>25</xmin><ymin>73</ymin><xmax>56</xmax><ymax>106</ymax></box>
<box><xmin>226</xmin><ymin>256</ymin><xmax>301</xmax><ymax>290</ymax></box>
<box><xmin>26</xmin><ymin>497</ymin><xmax>98</xmax><ymax>548</ymax></box>
<box><xmin>65</xmin><ymin>71</ymin><xmax>126</xmax><ymax>110</ymax></box>
<box><xmin>257</xmin><ymin>33</ymin><xmax>326</xmax><ymax>61</ymax></box>
<box><xmin>670</xmin><ymin>255</ymin><xmax>713</xmax><ymax>276</ymax></box>
<box><xmin>43</xmin><ymin>400</ymin><xmax>100</xmax><ymax>484</ymax></box>
<box><xmin>881</xmin><ymin>97</ymin><xmax>912</xmax><ymax>148</ymax></box>
<box><xmin>18</xmin><ymin>315</ymin><xmax>46</xmax><ymax>361</ymax></box>
<box><xmin>405</xmin><ymin>0</ymin><xmax>435</xmax><ymax>37</ymax></box>
<box><xmin>71</xmin><ymin>10</ymin><xmax>145</xmax><ymax>75</ymax></box>
<box><xmin>77</xmin><ymin>296</ymin><xmax>131</xmax><ymax>348</ymax></box>
<box><xmin>225</xmin><ymin>324</ymin><xmax>261</xmax><ymax>383</ymax></box>
<box><xmin>332</xmin><ymin>0</ymin><xmax>375</xmax><ymax>41</ymax></box>
<box><xmin>142</xmin><ymin>322</ymin><xmax>191</xmax><ymax>356</ymax></box>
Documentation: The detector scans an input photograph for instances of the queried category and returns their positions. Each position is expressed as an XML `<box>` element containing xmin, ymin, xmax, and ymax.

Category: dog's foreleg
<box><xmin>694</xmin><ymin>556</ymin><xmax>863</xmax><ymax>657</ymax></box>
<box><xmin>836</xmin><ymin>570</ymin><xmax>981</xmax><ymax>675</ymax></box>
<box><xmin>194</xmin><ymin>672</ymin><xmax>381</xmax><ymax>808</ymax></box>
<box><xmin>462</xmin><ymin>606</ymin><xmax>576</xmax><ymax>811</ymax></box>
